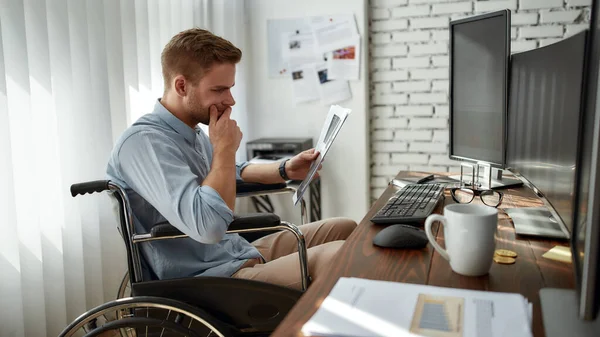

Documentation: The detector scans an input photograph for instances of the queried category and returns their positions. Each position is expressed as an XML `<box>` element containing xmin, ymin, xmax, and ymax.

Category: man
<box><xmin>106</xmin><ymin>28</ymin><xmax>356</xmax><ymax>290</ymax></box>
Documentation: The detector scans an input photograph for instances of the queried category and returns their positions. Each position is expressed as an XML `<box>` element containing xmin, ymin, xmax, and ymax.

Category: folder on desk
<box><xmin>302</xmin><ymin>277</ymin><xmax>533</xmax><ymax>337</ymax></box>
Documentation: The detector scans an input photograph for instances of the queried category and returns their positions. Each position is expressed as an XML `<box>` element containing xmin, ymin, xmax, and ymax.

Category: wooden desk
<box><xmin>272</xmin><ymin>171</ymin><xmax>574</xmax><ymax>337</ymax></box>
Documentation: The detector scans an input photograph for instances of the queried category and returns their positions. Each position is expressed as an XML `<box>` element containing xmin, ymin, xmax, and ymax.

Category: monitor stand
<box><xmin>448</xmin><ymin>166</ymin><xmax>523</xmax><ymax>190</ymax></box>
<box><xmin>504</xmin><ymin>207</ymin><xmax>569</xmax><ymax>240</ymax></box>
<box><xmin>541</xmin><ymin>288</ymin><xmax>600</xmax><ymax>337</ymax></box>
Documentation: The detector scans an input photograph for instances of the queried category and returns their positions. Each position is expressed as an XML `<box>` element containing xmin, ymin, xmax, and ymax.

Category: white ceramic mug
<box><xmin>424</xmin><ymin>204</ymin><xmax>498</xmax><ymax>276</ymax></box>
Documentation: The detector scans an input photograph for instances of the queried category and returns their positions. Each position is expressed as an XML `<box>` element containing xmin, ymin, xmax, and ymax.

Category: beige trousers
<box><xmin>232</xmin><ymin>217</ymin><xmax>357</xmax><ymax>290</ymax></box>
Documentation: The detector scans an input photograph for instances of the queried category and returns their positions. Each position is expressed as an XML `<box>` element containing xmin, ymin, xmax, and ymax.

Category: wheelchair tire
<box><xmin>58</xmin><ymin>296</ymin><xmax>234</xmax><ymax>337</ymax></box>
<box><xmin>116</xmin><ymin>270</ymin><xmax>131</xmax><ymax>299</ymax></box>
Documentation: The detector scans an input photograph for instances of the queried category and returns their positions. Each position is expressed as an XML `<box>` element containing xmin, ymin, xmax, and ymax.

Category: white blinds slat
<box><xmin>1</xmin><ymin>0</ymin><xmax>46</xmax><ymax>334</ymax></box>
<box><xmin>0</xmin><ymin>11</ymin><xmax>26</xmax><ymax>337</ymax></box>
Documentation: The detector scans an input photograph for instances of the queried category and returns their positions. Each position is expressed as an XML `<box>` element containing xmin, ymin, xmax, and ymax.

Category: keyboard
<box><xmin>370</xmin><ymin>183</ymin><xmax>444</xmax><ymax>224</ymax></box>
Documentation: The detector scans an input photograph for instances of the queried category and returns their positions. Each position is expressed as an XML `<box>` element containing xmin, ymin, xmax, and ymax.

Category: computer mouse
<box><xmin>372</xmin><ymin>224</ymin><xmax>429</xmax><ymax>249</ymax></box>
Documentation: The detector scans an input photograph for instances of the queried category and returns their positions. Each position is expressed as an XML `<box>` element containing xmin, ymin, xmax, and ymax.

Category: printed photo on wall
<box><xmin>327</xmin><ymin>35</ymin><xmax>360</xmax><ymax>81</ymax></box>
<box><xmin>316</xmin><ymin>63</ymin><xmax>351</xmax><ymax>105</ymax></box>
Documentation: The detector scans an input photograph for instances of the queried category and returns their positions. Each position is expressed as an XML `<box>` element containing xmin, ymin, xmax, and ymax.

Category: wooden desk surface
<box><xmin>272</xmin><ymin>171</ymin><xmax>574</xmax><ymax>337</ymax></box>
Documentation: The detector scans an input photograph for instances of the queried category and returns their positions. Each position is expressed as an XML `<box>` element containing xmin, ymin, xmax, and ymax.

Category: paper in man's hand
<box><xmin>293</xmin><ymin>105</ymin><xmax>351</xmax><ymax>205</ymax></box>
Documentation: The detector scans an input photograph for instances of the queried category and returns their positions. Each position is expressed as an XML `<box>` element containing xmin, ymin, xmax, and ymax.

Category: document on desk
<box><xmin>293</xmin><ymin>105</ymin><xmax>351</xmax><ymax>205</ymax></box>
<box><xmin>302</xmin><ymin>277</ymin><xmax>533</xmax><ymax>337</ymax></box>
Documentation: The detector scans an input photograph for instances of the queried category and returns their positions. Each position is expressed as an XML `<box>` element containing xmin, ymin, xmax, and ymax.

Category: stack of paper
<box><xmin>302</xmin><ymin>277</ymin><xmax>533</xmax><ymax>337</ymax></box>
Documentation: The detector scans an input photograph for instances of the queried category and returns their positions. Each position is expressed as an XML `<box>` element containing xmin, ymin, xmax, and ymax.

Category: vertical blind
<box><xmin>0</xmin><ymin>0</ymin><xmax>248</xmax><ymax>335</ymax></box>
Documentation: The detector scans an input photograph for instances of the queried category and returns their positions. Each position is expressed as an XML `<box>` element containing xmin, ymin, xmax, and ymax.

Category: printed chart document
<box><xmin>327</xmin><ymin>35</ymin><xmax>361</xmax><ymax>81</ymax></box>
<box><xmin>302</xmin><ymin>277</ymin><xmax>533</xmax><ymax>337</ymax></box>
<box><xmin>293</xmin><ymin>105</ymin><xmax>351</xmax><ymax>205</ymax></box>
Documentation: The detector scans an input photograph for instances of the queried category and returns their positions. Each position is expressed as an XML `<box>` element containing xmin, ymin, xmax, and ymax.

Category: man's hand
<box><xmin>285</xmin><ymin>148</ymin><xmax>321</xmax><ymax>181</ymax></box>
<box><xmin>208</xmin><ymin>105</ymin><xmax>242</xmax><ymax>155</ymax></box>
<box><xmin>204</xmin><ymin>105</ymin><xmax>241</xmax><ymax>211</ymax></box>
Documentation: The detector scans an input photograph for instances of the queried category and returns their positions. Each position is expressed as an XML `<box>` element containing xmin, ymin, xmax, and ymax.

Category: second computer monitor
<box><xmin>506</xmin><ymin>31</ymin><xmax>587</xmax><ymax>236</ymax></box>
<box><xmin>450</xmin><ymin>10</ymin><xmax>510</xmax><ymax>167</ymax></box>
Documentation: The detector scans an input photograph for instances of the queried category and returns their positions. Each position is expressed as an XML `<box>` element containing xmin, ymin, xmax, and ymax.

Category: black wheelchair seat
<box><xmin>132</xmin><ymin>276</ymin><xmax>301</xmax><ymax>332</ymax></box>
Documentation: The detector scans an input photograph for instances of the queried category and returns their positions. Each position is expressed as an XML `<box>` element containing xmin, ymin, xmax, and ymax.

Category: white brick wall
<box><xmin>393</xmin><ymin>80</ymin><xmax>431</xmax><ymax>92</ymax></box>
<box><xmin>410</xmin><ymin>68</ymin><xmax>449</xmax><ymax>80</ymax></box>
<box><xmin>520</xmin><ymin>0</ymin><xmax>563</xmax><ymax>10</ymax></box>
<box><xmin>393</xmin><ymin>5</ymin><xmax>430</xmax><ymax>17</ymax></box>
<box><xmin>474</xmin><ymin>0</ymin><xmax>517</xmax><ymax>12</ymax></box>
<box><xmin>373</xmin><ymin>45</ymin><xmax>408</xmax><ymax>56</ymax></box>
<box><xmin>393</xmin><ymin>30</ymin><xmax>431</xmax><ymax>42</ymax></box>
<box><xmin>372</xmin><ymin>70</ymin><xmax>409</xmax><ymax>81</ymax></box>
<box><xmin>393</xmin><ymin>56</ymin><xmax>430</xmax><ymax>68</ymax></box>
<box><xmin>432</xmin><ymin>2</ymin><xmax>473</xmax><ymax>15</ymax></box>
<box><xmin>372</xmin><ymin>19</ymin><xmax>409</xmax><ymax>31</ymax></box>
<box><xmin>369</xmin><ymin>0</ymin><xmax>591</xmax><ymax>199</ymax></box>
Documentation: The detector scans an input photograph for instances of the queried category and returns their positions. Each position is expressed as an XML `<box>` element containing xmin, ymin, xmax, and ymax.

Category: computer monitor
<box><xmin>572</xmin><ymin>0</ymin><xmax>600</xmax><ymax>322</ymax></box>
<box><xmin>449</xmin><ymin>10</ymin><xmax>521</xmax><ymax>189</ymax></box>
<box><xmin>505</xmin><ymin>31</ymin><xmax>587</xmax><ymax>240</ymax></box>
<box><xmin>539</xmin><ymin>1</ymin><xmax>600</xmax><ymax>334</ymax></box>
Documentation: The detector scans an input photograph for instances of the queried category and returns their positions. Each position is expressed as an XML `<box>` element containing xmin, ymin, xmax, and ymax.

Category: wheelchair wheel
<box><xmin>59</xmin><ymin>296</ymin><xmax>233</xmax><ymax>337</ymax></box>
<box><xmin>116</xmin><ymin>270</ymin><xmax>131</xmax><ymax>299</ymax></box>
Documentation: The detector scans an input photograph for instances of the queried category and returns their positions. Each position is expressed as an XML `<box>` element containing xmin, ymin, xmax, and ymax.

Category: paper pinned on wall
<box><xmin>311</xmin><ymin>14</ymin><xmax>359</xmax><ymax>54</ymax></box>
<box><xmin>267</xmin><ymin>14</ymin><xmax>360</xmax><ymax>79</ymax></box>
<box><xmin>327</xmin><ymin>35</ymin><xmax>360</xmax><ymax>81</ymax></box>
<box><xmin>281</xmin><ymin>31</ymin><xmax>320</xmax><ymax>67</ymax></box>
<box><xmin>291</xmin><ymin>64</ymin><xmax>321</xmax><ymax>105</ymax></box>
<box><xmin>267</xmin><ymin>18</ymin><xmax>313</xmax><ymax>78</ymax></box>
<box><xmin>316</xmin><ymin>62</ymin><xmax>352</xmax><ymax>105</ymax></box>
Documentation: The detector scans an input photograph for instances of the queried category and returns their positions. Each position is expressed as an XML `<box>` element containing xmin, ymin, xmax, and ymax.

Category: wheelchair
<box><xmin>59</xmin><ymin>180</ymin><xmax>311</xmax><ymax>337</ymax></box>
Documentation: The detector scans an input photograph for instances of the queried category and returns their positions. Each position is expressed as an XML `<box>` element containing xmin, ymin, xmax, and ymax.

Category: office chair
<box><xmin>59</xmin><ymin>180</ymin><xmax>310</xmax><ymax>337</ymax></box>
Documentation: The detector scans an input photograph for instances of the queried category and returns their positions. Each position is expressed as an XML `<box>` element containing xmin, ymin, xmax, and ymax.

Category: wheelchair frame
<box><xmin>59</xmin><ymin>180</ymin><xmax>313</xmax><ymax>337</ymax></box>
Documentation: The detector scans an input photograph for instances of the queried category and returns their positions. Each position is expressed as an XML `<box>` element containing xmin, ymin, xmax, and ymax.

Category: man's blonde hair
<box><xmin>161</xmin><ymin>28</ymin><xmax>242</xmax><ymax>90</ymax></box>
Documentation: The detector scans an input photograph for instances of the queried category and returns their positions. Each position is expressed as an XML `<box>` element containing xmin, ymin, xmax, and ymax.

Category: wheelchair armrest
<box><xmin>148</xmin><ymin>214</ymin><xmax>280</xmax><ymax>239</ymax></box>
<box><xmin>150</xmin><ymin>222</ymin><xmax>185</xmax><ymax>238</ymax></box>
<box><xmin>228</xmin><ymin>213</ymin><xmax>281</xmax><ymax>231</ymax></box>
<box><xmin>236</xmin><ymin>182</ymin><xmax>288</xmax><ymax>194</ymax></box>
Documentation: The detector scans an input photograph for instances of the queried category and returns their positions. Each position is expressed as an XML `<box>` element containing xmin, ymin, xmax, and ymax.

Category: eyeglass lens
<box><xmin>480</xmin><ymin>190</ymin><xmax>502</xmax><ymax>207</ymax></box>
<box><xmin>452</xmin><ymin>188</ymin><xmax>475</xmax><ymax>203</ymax></box>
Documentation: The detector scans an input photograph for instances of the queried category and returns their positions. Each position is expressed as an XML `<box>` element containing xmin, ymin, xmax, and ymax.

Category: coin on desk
<box><xmin>493</xmin><ymin>255</ymin><xmax>516</xmax><ymax>264</ymax></box>
<box><xmin>495</xmin><ymin>249</ymin><xmax>518</xmax><ymax>258</ymax></box>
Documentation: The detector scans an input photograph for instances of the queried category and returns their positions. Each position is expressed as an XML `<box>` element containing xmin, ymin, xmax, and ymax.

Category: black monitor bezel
<box><xmin>572</xmin><ymin>0</ymin><xmax>600</xmax><ymax>320</ymax></box>
<box><xmin>449</xmin><ymin>10</ymin><xmax>511</xmax><ymax>168</ymax></box>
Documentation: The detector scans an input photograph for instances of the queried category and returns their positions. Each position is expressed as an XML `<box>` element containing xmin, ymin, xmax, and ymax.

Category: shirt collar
<box><xmin>153</xmin><ymin>99</ymin><xmax>198</xmax><ymax>144</ymax></box>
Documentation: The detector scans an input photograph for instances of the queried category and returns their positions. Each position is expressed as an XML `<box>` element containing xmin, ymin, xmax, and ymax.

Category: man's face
<box><xmin>185</xmin><ymin>63</ymin><xmax>236</xmax><ymax>125</ymax></box>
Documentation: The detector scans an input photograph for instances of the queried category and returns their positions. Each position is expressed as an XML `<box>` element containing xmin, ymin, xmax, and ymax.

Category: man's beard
<box><xmin>186</xmin><ymin>93</ymin><xmax>210</xmax><ymax>125</ymax></box>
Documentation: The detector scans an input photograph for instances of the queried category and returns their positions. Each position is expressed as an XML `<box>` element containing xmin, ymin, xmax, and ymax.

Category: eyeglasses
<box><xmin>450</xmin><ymin>187</ymin><xmax>504</xmax><ymax>208</ymax></box>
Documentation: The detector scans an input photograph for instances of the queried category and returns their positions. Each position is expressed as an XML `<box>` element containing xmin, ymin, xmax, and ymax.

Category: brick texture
<box><xmin>369</xmin><ymin>0</ymin><xmax>591</xmax><ymax>199</ymax></box>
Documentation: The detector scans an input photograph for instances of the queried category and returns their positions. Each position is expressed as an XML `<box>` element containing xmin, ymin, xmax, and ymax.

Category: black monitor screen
<box><xmin>450</xmin><ymin>11</ymin><xmax>509</xmax><ymax>166</ymax></box>
<box><xmin>507</xmin><ymin>32</ymin><xmax>587</xmax><ymax>234</ymax></box>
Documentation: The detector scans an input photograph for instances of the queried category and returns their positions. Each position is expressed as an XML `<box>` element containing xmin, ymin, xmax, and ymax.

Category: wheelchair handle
<box><xmin>70</xmin><ymin>180</ymin><xmax>110</xmax><ymax>197</ymax></box>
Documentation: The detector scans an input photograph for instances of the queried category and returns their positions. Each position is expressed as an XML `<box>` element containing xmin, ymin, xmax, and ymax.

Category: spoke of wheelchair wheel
<box><xmin>146</xmin><ymin>306</ymin><xmax>149</xmax><ymax>337</ymax></box>
<box><xmin>207</xmin><ymin>331</ymin><xmax>213</xmax><ymax>337</ymax></box>
<box><xmin>158</xmin><ymin>310</ymin><xmax>171</xmax><ymax>337</ymax></box>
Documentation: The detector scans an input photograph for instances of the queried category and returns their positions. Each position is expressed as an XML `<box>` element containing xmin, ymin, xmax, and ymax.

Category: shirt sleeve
<box><xmin>116</xmin><ymin>130</ymin><xmax>233</xmax><ymax>244</ymax></box>
<box><xmin>236</xmin><ymin>161</ymin><xmax>250</xmax><ymax>182</ymax></box>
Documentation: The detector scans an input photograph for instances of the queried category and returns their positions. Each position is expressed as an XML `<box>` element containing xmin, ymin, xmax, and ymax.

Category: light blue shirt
<box><xmin>106</xmin><ymin>100</ymin><xmax>262</xmax><ymax>280</ymax></box>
